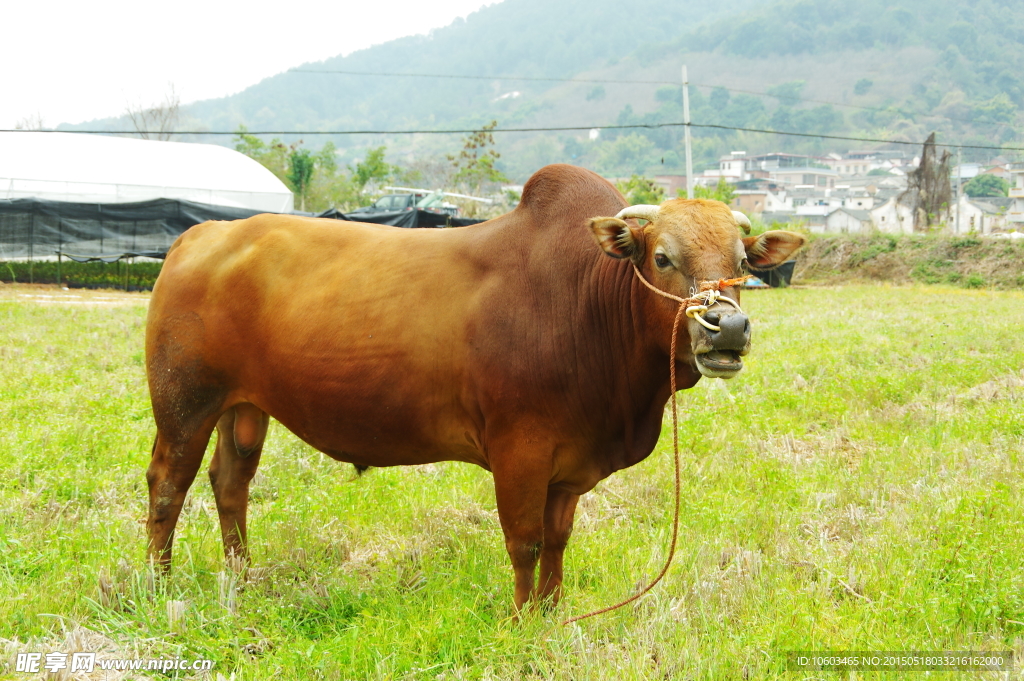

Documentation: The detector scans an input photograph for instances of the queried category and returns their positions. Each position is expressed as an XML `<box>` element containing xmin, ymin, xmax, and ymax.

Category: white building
<box><xmin>870</xmin><ymin>196</ymin><xmax>915</xmax><ymax>234</ymax></box>
<box><xmin>1008</xmin><ymin>164</ymin><xmax>1024</xmax><ymax>227</ymax></box>
<box><xmin>770</xmin><ymin>167</ymin><xmax>838</xmax><ymax>189</ymax></box>
<box><xmin>0</xmin><ymin>131</ymin><xmax>293</xmax><ymax>211</ymax></box>
<box><xmin>824</xmin><ymin>208</ymin><xmax>872</xmax><ymax>234</ymax></box>
<box><xmin>823</xmin><ymin>153</ymin><xmax>872</xmax><ymax>177</ymax></box>
<box><xmin>699</xmin><ymin>151</ymin><xmax>749</xmax><ymax>184</ymax></box>
<box><xmin>949</xmin><ymin>196</ymin><xmax>1010</xmax><ymax>235</ymax></box>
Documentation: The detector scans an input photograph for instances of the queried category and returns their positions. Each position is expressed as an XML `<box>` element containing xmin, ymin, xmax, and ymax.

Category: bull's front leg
<box><xmin>538</xmin><ymin>487</ymin><xmax>580</xmax><ymax>605</ymax></box>
<box><xmin>490</xmin><ymin>446</ymin><xmax>552</xmax><ymax>612</ymax></box>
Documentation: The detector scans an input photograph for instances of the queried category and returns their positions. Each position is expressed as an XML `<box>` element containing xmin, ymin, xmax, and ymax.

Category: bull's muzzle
<box><xmin>694</xmin><ymin>310</ymin><xmax>751</xmax><ymax>378</ymax></box>
<box><xmin>705</xmin><ymin>310</ymin><xmax>751</xmax><ymax>351</ymax></box>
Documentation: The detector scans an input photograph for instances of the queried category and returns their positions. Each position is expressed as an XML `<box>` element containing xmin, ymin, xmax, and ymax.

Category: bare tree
<box><xmin>401</xmin><ymin>156</ymin><xmax>455</xmax><ymax>190</ymax></box>
<box><xmin>125</xmin><ymin>85</ymin><xmax>180</xmax><ymax>141</ymax></box>
<box><xmin>14</xmin><ymin>113</ymin><xmax>47</xmax><ymax>130</ymax></box>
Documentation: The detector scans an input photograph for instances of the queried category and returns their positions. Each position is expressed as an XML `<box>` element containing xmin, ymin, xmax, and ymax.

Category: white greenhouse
<box><xmin>0</xmin><ymin>132</ymin><xmax>293</xmax><ymax>212</ymax></box>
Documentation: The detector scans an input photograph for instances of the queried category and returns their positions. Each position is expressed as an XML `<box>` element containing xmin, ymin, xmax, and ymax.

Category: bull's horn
<box><xmin>615</xmin><ymin>205</ymin><xmax>660</xmax><ymax>223</ymax></box>
<box><xmin>732</xmin><ymin>210</ymin><xmax>752</xmax><ymax>234</ymax></box>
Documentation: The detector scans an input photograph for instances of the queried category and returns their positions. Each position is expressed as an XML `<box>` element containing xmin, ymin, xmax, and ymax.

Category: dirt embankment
<box><xmin>793</xmin><ymin>234</ymin><xmax>1024</xmax><ymax>289</ymax></box>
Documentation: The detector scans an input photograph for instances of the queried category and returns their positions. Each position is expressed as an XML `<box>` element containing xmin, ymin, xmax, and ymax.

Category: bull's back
<box><xmin>147</xmin><ymin>214</ymin><xmax>491</xmax><ymax>464</ymax></box>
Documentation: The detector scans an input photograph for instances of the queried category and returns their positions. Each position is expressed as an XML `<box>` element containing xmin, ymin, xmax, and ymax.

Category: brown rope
<box><xmin>560</xmin><ymin>267</ymin><xmax>750</xmax><ymax>626</ymax></box>
<box><xmin>561</xmin><ymin>301</ymin><xmax>688</xmax><ymax>625</ymax></box>
<box><xmin>629</xmin><ymin>262</ymin><xmax>752</xmax><ymax>308</ymax></box>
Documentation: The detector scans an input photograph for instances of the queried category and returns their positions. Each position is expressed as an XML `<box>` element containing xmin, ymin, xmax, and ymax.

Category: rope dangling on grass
<box><xmin>561</xmin><ymin>266</ymin><xmax>750</xmax><ymax>626</ymax></box>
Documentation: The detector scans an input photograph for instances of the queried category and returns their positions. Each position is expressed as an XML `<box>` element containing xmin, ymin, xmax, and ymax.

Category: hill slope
<box><xmin>65</xmin><ymin>0</ymin><xmax>1024</xmax><ymax>181</ymax></box>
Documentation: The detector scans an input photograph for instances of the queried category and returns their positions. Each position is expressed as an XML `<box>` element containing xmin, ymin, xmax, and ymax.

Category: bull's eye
<box><xmin>654</xmin><ymin>253</ymin><xmax>672</xmax><ymax>269</ymax></box>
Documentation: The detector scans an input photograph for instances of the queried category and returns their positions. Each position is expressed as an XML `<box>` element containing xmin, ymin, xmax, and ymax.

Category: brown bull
<box><xmin>145</xmin><ymin>164</ymin><xmax>804</xmax><ymax>610</ymax></box>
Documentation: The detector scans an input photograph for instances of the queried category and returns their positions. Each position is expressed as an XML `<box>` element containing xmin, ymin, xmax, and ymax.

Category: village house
<box><xmin>978</xmin><ymin>156</ymin><xmax>1011</xmax><ymax>182</ymax></box>
<box><xmin>870</xmin><ymin>196</ymin><xmax>915</xmax><ymax>234</ymax></box>
<box><xmin>731</xmin><ymin>190</ymin><xmax>767</xmax><ymax>214</ymax></box>
<box><xmin>699</xmin><ymin>151</ymin><xmax>833</xmax><ymax>186</ymax></box>
<box><xmin>698</xmin><ymin>151</ymin><xmax>749</xmax><ymax>184</ymax></box>
<box><xmin>653</xmin><ymin>174</ymin><xmax>687</xmax><ymax>197</ymax></box>
<box><xmin>769</xmin><ymin>166</ymin><xmax>838</xmax><ymax>189</ymax></box>
<box><xmin>823</xmin><ymin>153</ymin><xmax>872</xmax><ymax>177</ymax></box>
<box><xmin>824</xmin><ymin>207</ymin><xmax>872</xmax><ymax>233</ymax></box>
<box><xmin>949</xmin><ymin>195</ymin><xmax>1011</xmax><ymax>234</ymax></box>
<box><xmin>1006</xmin><ymin>163</ymin><xmax>1024</xmax><ymax>229</ymax></box>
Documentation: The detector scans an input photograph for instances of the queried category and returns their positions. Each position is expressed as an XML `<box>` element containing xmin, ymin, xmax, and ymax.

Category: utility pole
<box><xmin>682</xmin><ymin>65</ymin><xmax>694</xmax><ymax>199</ymax></box>
<box><xmin>954</xmin><ymin>146</ymin><xmax>962</xmax><ymax>234</ymax></box>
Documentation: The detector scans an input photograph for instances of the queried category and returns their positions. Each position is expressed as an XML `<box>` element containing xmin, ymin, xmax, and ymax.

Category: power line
<box><xmin>289</xmin><ymin>68</ymin><xmax>677</xmax><ymax>86</ymax></box>
<box><xmin>289</xmin><ymin>68</ymin><xmax>1008</xmax><ymax>129</ymax></box>
<box><xmin>7</xmin><ymin>123</ymin><xmax>1023</xmax><ymax>152</ymax></box>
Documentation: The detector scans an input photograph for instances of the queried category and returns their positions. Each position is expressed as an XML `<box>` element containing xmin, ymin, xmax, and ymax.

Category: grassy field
<box><xmin>0</xmin><ymin>283</ymin><xmax>1022</xmax><ymax>680</ymax></box>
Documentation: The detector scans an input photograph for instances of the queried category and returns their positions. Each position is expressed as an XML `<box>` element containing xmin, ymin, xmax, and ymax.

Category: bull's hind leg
<box><xmin>146</xmin><ymin>418</ymin><xmax>219</xmax><ymax>570</ymax></box>
<box><xmin>208</xmin><ymin>403</ymin><xmax>269</xmax><ymax>563</ymax></box>
<box><xmin>146</xmin><ymin>310</ymin><xmax>229</xmax><ymax>570</ymax></box>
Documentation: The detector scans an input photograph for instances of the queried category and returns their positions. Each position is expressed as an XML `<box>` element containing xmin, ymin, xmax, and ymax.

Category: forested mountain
<box><xmin>65</xmin><ymin>0</ymin><xmax>1024</xmax><ymax>182</ymax></box>
<box><xmin>184</xmin><ymin>0</ymin><xmax>767</xmax><ymax>134</ymax></box>
<box><xmin>670</xmin><ymin>0</ymin><xmax>1023</xmax><ymax>145</ymax></box>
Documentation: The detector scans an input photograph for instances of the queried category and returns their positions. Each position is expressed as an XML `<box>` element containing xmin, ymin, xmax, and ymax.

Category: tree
<box><xmin>448</xmin><ymin>121</ymin><xmax>509</xmax><ymax>192</ymax></box>
<box><xmin>616</xmin><ymin>175</ymin><xmax>665</xmax><ymax>205</ymax></box>
<box><xmin>680</xmin><ymin>177</ymin><xmax>737</xmax><ymax>204</ymax></box>
<box><xmin>767</xmin><ymin>80</ymin><xmax>805</xmax><ymax>105</ymax></box>
<box><xmin>972</xmin><ymin>93</ymin><xmax>1015</xmax><ymax>125</ymax></box>
<box><xmin>351</xmin><ymin>146</ymin><xmax>398</xmax><ymax>191</ymax></box>
<box><xmin>794</xmin><ymin>105</ymin><xmax>843</xmax><ymax>134</ymax></box>
<box><xmin>234</xmin><ymin>128</ymin><xmax>357</xmax><ymax>212</ymax></box>
<box><xmin>125</xmin><ymin>86</ymin><xmax>180</xmax><ymax>141</ymax></box>
<box><xmin>306</xmin><ymin>142</ymin><xmax>360</xmax><ymax>211</ymax></box>
<box><xmin>288</xmin><ymin>148</ymin><xmax>316</xmax><ymax>211</ymax></box>
<box><xmin>14</xmin><ymin>113</ymin><xmax>46</xmax><ymax>130</ymax></box>
<box><xmin>233</xmin><ymin>126</ymin><xmax>290</xmax><ymax>183</ymax></box>
<box><xmin>710</xmin><ymin>87</ymin><xmax>730</xmax><ymax>110</ymax></box>
<box><xmin>963</xmin><ymin>174</ymin><xmax>1009</xmax><ymax>198</ymax></box>
<box><xmin>721</xmin><ymin>94</ymin><xmax>768</xmax><ymax>128</ymax></box>
<box><xmin>597</xmin><ymin>133</ymin><xmax>659</xmax><ymax>176</ymax></box>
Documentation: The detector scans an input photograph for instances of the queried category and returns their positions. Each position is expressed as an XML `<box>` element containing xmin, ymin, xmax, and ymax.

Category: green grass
<box><xmin>1</xmin><ymin>284</ymin><xmax>1023</xmax><ymax>679</ymax></box>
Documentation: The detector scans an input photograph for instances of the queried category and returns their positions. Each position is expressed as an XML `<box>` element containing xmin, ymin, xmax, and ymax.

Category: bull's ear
<box><xmin>742</xmin><ymin>230</ymin><xmax>806</xmax><ymax>270</ymax></box>
<box><xmin>589</xmin><ymin>217</ymin><xmax>643</xmax><ymax>259</ymax></box>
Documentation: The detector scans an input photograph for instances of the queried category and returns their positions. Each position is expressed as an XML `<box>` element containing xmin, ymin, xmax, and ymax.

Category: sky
<box><xmin>2</xmin><ymin>0</ymin><xmax>494</xmax><ymax>130</ymax></box>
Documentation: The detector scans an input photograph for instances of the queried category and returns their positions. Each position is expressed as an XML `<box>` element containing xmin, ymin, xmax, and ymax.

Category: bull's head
<box><xmin>588</xmin><ymin>199</ymin><xmax>806</xmax><ymax>379</ymax></box>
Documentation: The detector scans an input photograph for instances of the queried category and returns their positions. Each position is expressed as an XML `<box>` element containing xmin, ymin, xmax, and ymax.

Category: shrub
<box><xmin>0</xmin><ymin>260</ymin><xmax>162</xmax><ymax>290</ymax></box>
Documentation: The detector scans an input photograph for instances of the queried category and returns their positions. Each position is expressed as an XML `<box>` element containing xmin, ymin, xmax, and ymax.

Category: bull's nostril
<box><xmin>712</xmin><ymin>313</ymin><xmax>750</xmax><ymax>350</ymax></box>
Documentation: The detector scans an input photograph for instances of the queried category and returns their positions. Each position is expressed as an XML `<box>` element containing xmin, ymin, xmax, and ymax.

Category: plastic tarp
<box><xmin>0</xmin><ymin>198</ymin><xmax>484</xmax><ymax>261</ymax></box>
<box><xmin>0</xmin><ymin>132</ymin><xmax>294</xmax><ymax>212</ymax></box>
<box><xmin>323</xmin><ymin>208</ymin><xmax>484</xmax><ymax>228</ymax></box>
<box><xmin>0</xmin><ymin>197</ymin><xmax>269</xmax><ymax>260</ymax></box>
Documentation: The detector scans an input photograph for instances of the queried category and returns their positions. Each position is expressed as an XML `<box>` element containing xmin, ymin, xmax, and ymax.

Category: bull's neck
<box><xmin>577</xmin><ymin>250</ymin><xmax>690</xmax><ymax>470</ymax></box>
